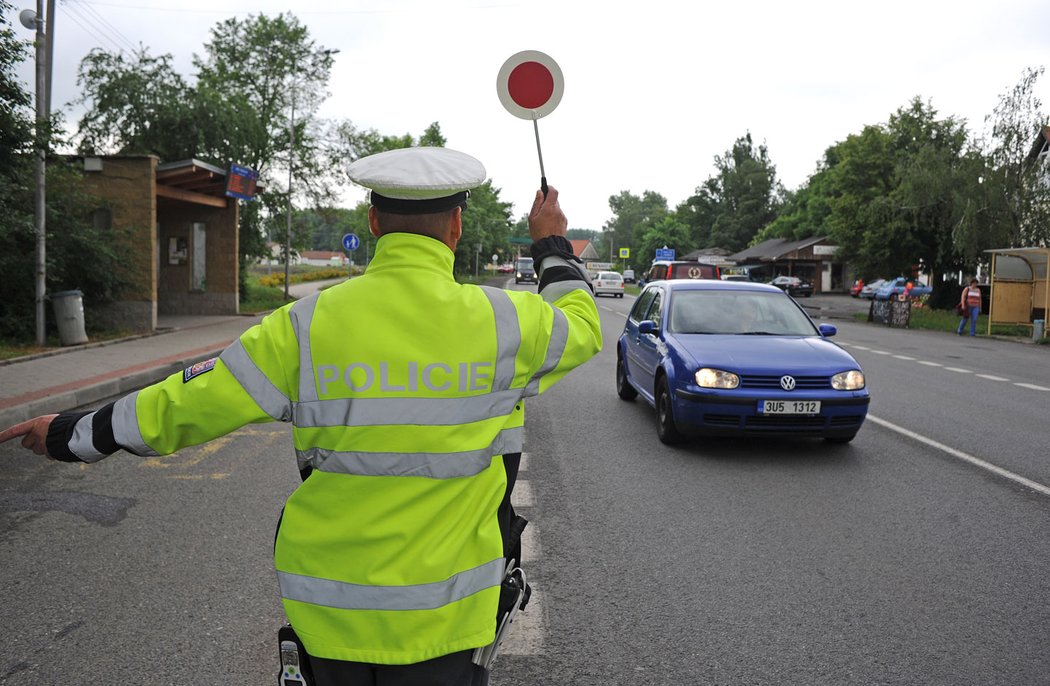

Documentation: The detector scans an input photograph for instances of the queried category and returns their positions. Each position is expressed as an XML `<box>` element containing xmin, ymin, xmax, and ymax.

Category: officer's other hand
<box><xmin>528</xmin><ymin>186</ymin><xmax>567</xmax><ymax>241</ymax></box>
<box><xmin>0</xmin><ymin>414</ymin><xmax>57</xmax><ymax>457</ymax></box>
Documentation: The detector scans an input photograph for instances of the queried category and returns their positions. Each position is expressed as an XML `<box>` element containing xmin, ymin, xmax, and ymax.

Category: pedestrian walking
<box><xmin>0</xmin><ymin>146</ymin><xmax>602</xmax><ymax>685</ymax></box>
<box><xmin>957</xmin><ymin>278</ymin><xmax>982</xmax><ymax>336</ymax></box>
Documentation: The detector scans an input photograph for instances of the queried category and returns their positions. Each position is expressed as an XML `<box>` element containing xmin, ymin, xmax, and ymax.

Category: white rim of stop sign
<box><xmin>497</xmin><ymin>50</ymin><xmax>564</xmax><ymax>120</ymax></box>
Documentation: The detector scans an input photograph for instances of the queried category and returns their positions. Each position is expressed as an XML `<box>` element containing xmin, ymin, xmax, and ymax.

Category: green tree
<box><xmin>678</xmin><ymin>133</ymin><xmax>783</xmax><ymax>253</ymax></box>
<box><xmin>74</xmin><ymin>48</ymin><xmax>199</xmax><ymax>160</ymax></box>
<box><xmin>1</xmin><ymin>3</ymin><xmax>132</xmax><ymax>341</ymax></box>
<box><xmin>602</xmin><ymin>190</ymin><xmax>670</xmax><ymax>273</ymax></box>
<box><xmin>983</xmin><ymin>66</ymin><xmax>1050</xmax><ymax>247</ymax></box>
<box><xmin>456</xmin><ymin>180</ymin><xmax>513</xmax><ymax>278</ymax></box>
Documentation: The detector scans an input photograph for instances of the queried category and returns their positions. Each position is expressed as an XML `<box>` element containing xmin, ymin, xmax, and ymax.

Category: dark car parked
<box><xmin>769</xmin><ymin>275</ymin><xmax>813</xmax><ymax>298</ymax></box>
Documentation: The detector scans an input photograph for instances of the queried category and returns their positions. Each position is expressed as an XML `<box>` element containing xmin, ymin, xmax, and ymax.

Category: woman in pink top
<box><xmin>957</xmin><ymin>278</ymin><xmax>982</xmax><ymax>336</ymax></box>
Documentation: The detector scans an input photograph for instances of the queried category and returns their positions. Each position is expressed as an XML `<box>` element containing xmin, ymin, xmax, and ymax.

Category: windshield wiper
<box><xmin>736</xmin><ymin>331</ymin><xmax>777</xmax><ymax>335</ymax></box>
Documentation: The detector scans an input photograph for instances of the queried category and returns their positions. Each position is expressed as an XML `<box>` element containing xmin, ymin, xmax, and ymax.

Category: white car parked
<box><xmin>593</xmin><ymin>271</ymin><xmax>625</xmax><ymax>298</ymax></box>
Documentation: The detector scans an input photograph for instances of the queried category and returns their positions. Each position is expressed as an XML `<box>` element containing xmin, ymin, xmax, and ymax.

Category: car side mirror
<box><xmin>819</xmin><ymin>324</ymin><xmax>837</xmax><ymax>337</ymax></box>
<box><xmin>638</xmin><ymin>320</ymin><xmax>657</xmax><ymax>335</ymax></box>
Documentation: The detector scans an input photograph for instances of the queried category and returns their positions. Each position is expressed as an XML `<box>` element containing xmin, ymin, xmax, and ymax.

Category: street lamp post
<box><xmin>20</xmin><ymin>2</ymin><xmax>50</xmax><ymax>346</ymax></box>
<box><xmin>284</xmin><ymin>47</ymin><xmax>339</xmax><ymax>301</ymax></box>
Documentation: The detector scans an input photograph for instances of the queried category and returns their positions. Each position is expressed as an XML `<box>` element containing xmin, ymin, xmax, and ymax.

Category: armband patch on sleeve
<box><xmin>184</xmin><ymin>357</ymin><xmax>218</xmax><ymax>383</ymax></box>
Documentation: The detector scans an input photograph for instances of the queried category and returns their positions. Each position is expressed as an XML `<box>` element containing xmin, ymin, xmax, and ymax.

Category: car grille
<box><xmin>701</xmin><ymin>414</ymin><xmax>865</xmax><ymax>430</ymax></box>
<box><xmin>739</xmin><ymin>375</ymin><xmax>831</xmax><ymax>389</ymax></box>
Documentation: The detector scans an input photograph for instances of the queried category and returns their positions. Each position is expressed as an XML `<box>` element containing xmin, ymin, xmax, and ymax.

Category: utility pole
<box><xmin>20</xmin><ymin>2</ymin><xmax>49</xmax><ymax>346</ymax></box>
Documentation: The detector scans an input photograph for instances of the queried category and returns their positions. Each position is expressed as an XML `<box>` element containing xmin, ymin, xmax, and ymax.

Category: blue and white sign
<box><xmin>655</xmin><ymin>247</ymin><xmax>675</xmax><ymax>261</ymax></box>
<box><xmin>341</xmin><ymin>233</ymin><xmax>360</xmax><ymax>251</ymax></box>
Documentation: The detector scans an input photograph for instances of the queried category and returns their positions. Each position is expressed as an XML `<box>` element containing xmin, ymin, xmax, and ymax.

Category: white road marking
<box><xmin>893</xmin><ymin>355</ymin><xmax>916</xmax><ymax>360</ymax></box>
<box><xmin>519</xmin><ymin>452</ymin><xmax>529</xmax><ymax>472</ymax></box>
<box><xmin>1014</xmin><ymin>383</ymin><xmax>1050</xmax><ymax>392</ymax></box>
<box><xmin>977</xmin><ymin>374</ymin><xmax>1010</xmax><ymax>382</ymax></box>
<box><xmin>917</xmin><ymin>361</ymin><xmax>943</xmax><ymax>367</ymax></box>
<box><xmin>512</xmin><ymin>480</ymin><xmax>535</xmax><ymax>507</ymax></box>
<box><xmin>944</xmin><ymin>367</ymin><xmax>973</xmax><ymax>374</ymax></box>
<box><xmin>852</xmin><ymin>345</ymin><xmax>871</xmax><ymax>350</ymax></box>
<box><xmin>520</xmin><ymin>524</ymin><xmax>540</xmax><ymax>563</ymax></box>
<box><xmin>868</xmin><ymin>415</ymin><xmax>1050</xmax><ymax>497</ymax></box>
<box><xmin>870</xmin><ymin>350</ymin><xmax>891</xmax><ymax>355</ymax></box>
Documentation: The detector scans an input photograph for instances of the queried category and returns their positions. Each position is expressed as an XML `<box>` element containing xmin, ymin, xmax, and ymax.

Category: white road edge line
<box><xmin>976</xmin><ymin>374</ymin><xmax>1010</xmax><ymax>382</ymax></box>
<box><xmin>868</xmin><ymin>414</ymin><xmax>1050</xmax><ymax>497</ymax></box>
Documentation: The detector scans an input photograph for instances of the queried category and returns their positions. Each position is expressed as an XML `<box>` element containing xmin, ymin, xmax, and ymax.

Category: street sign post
<box><xmin>342</xmin><ymin>233</ymin><xmax>359</xmax><ymax>278</ymax></box>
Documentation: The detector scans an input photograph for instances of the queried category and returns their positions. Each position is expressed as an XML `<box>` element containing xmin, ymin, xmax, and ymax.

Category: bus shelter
<box><xmin>985</xmin><ymin>247</ymin><xmax>1049</xmax><ymax>340</ymax></box>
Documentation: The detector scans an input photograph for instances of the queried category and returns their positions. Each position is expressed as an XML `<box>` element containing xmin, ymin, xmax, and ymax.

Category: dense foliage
<box><xmin>0</xmin><ymin>2</ymin><xmax>132</xmax><ymax>341</ymax></box>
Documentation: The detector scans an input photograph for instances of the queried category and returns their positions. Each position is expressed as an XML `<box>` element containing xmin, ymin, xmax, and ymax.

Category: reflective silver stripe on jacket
<box><xmin>539</xmin><ymin>278</ymin><xmax>592</xmax><ymax>304</ymax></box>
<box><xmin>525</xmin><ymin>306</ymin><xmax>569</xmax><ymax>396</ymax></box>
<box><xmin>68</xmin><ymin>412</ymin><xmax>107</xmax><ymax>463</ymax></box>
<box><xmin>537</xmin><ymin>255</ymin><xmax>588</xmax><ymax>282</ymax></box>
<box><xmin>112</xmin><ymin>391</ymin><xmax>159</xmax><ymax>457</ymax></box>
<box><xmin>297</xmin><ymin>426</ymin><xmax>524</xmax><ymax>477</ymax></box>
<box><xmin>479</xmin><ymin>286</ymin><xmax>522</xmax><ymax>392</ymax></box>
<box><xmin>290</xmin><ymin>293</ymin><xmax>322</xmax><ymax>403</ymax></box>
<box><xmin>277</xmin><ymin>557</ymin><xmax>505</xmax><ymax>611</ymax></box>
<box><xmin>293</xmin><ymin>390</ymin><xmax>522</xmax><ymax>428</ymax></box>
<box><xmin>220</xmin><ymin>339</ymin><xmax>293</xmax><ymax>422</ymax></box>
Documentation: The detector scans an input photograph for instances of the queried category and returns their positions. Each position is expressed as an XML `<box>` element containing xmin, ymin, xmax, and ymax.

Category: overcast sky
<box><xmin>12</xmin><ymin>0</ymin><xmax>1050</xmax><ymax>232</ymax></box>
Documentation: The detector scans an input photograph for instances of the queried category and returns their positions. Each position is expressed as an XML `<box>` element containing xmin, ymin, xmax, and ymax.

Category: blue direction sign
<box><xmin>342</xmin><ymin>233</ymin><xmax>360</xmax><ymax>251</ymax></box>
<box><xmin>655</xmin><ymin>247</ymin><xmax>675</xmax><ymax>261</ymax></box>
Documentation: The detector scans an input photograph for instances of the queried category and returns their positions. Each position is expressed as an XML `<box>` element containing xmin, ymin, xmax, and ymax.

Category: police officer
<box><xmin>0</xmin><ymin>146</ymin><xmax>602</xmax><ymax>685</ymax></box>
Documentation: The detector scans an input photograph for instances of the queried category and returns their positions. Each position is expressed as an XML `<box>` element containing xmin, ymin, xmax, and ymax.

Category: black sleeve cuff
<box><xmin>44</xmin><ymin>402</ymin><xmax>120</xmax><ymax>462</ymax></box>
<box><xmin>530</xmin><ymin>235</ymin><xmax>582</xmax><ymax>265</ymax></box>
<box><xmin>531</xmin><ymin>236</ymin><xmax>594</xmax><ymax>294</ymax></box>
<box><xmin>46</xmin><ymin>410</ymin><xmax>93</xmax><ymax>462</ymax></box>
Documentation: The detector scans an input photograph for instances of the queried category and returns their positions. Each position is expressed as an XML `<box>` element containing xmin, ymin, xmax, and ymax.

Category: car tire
<box><xmin>655</xmin><ymin>376</ymin><xmax>682</xmax><ymax>444</ymax></box>
<box><xmin>616</xmin><ymin>352</ymin><xmax>638</xmax><ymax>401</ymax></box>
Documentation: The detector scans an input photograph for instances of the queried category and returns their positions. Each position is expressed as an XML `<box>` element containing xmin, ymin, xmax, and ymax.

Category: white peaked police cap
<box><xmin>348</xmin><ymin>147</ymin><xmax>487</xmax><ymax>214</ymax></box>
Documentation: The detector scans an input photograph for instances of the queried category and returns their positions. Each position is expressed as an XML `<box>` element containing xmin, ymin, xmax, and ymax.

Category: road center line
<box><xmin>916</xmin><ymin>360</ymin><xmax>943</xmax><ymax>367</ymax></box>
<box><xmin>976</xmin><ymin>374</ymin><xmax>1010</xmax><ymax>381</ymax></box>
<box><xmin>944</xmin><ymin>367</ymin><xmax>973</xmax><ymax>374</ymax></box>
<box><xmin>893</xmin><ymin>355</ymin><xmax>916</xmax><ymax>360</ymax></box>
<box><xmin>867</xmin><ymin>414</ymin><xmax>1050</xmax><ymax>497</ymax></box>
<box><xmin>1014</xmin><ymin>382</ymin><xmax>1050</xmax><ymax>391</ymax></box>
<box><xmin>870</xmin><ymin>350</ymin><xmax>891</xmax><ymax>355</ymax></box>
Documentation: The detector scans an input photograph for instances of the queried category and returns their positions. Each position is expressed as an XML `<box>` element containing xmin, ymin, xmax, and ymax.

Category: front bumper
<box><xmin>673</xmin><ymin>387</ymin><xmax>870</xmax><ymax>438</ymax></box>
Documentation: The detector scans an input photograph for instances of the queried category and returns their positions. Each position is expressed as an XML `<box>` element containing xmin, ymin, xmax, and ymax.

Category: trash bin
<box><xmin>51</xmin><ymin>290</ymin><xmax>88</xmax><ymax>346</ymax></box>
<box><xmin>1034</xmin><ymin>319</ymin><xmax>1045</xmax><ymax>342</ymax></box>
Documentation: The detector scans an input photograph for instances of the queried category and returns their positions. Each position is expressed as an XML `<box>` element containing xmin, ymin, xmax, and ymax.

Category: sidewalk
<box><xmin>0</xmin><ymin>312</ymin><xmax>265</xmax><ymax>429</ymax></box>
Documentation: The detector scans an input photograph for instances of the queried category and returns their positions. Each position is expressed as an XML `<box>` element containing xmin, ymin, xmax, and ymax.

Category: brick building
<box><xmin>76</xmin><ymin>155</ymin><xmax>243</xmax><ymax>332</ymax></box>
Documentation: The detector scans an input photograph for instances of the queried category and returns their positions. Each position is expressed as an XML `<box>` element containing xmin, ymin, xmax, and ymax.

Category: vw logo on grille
<box><xmin>779</xmin><ymin>375</ymin><xmax>796</xmax><ymax>391</ymax></box>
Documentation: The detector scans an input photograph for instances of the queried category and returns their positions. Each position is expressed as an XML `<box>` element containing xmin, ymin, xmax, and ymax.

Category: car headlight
<box><xmin>831</xmin><ymin>370</ymin><xmax>865</xmax><ymax>390</ymax></box>
<box><xmin>695</xmin><ymin>368</ymin><xmax>740</xmax><ymax>389</ymax></box>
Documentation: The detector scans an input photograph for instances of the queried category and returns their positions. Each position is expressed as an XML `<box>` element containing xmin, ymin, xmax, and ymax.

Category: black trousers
<box><xmin>309</xmin><ymin>649</ymin><xmax>489</xmax><ymax>686</ymax></box>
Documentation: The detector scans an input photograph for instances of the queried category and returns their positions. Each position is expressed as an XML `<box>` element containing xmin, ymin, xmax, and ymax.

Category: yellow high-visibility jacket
<box><xmin>50</xmin><ymin>232</ymin><xmax>601</xmax><ymax>664</ymax></box>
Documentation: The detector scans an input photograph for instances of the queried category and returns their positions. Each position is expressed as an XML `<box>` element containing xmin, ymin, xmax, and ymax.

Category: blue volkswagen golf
<box><xmin>616</xmin><ymin>280</ymin><xmax>869</xmax><ymax>444</ymax></box>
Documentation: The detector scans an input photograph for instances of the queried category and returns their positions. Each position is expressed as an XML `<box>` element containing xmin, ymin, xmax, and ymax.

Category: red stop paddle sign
<box><xmin>497</xmin><ymin>50</ymin><xmax>564</xmax><ymax>120</ymax></box>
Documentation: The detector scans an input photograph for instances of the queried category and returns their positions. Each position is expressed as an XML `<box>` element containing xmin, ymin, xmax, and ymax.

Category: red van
<box><xmin>643</xmin><ymin>261</ymin><xmax>720</xmax><ymax>284</ymax></box>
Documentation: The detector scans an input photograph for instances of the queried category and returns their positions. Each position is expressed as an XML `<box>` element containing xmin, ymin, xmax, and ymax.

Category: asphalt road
<box><xmin>2</xmin><ymin>288</ymin><xmax>1048</xmax><ymax>685</ymax></box>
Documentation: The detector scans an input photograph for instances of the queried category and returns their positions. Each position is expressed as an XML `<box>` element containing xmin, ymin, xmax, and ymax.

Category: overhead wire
<box><xmin>61</xmin><ymin>0</ymin><xmax>138</xmax><ymax>56</ymax></box>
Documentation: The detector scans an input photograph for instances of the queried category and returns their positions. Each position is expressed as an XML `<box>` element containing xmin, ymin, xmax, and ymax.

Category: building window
<box><xmin>192</xmin><ymin>222</ymin><xmax>206</xmax><ymax>291</ymax></box>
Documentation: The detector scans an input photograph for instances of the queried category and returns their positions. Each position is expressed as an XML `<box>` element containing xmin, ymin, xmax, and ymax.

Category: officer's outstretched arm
<box><xmin>34</xmin><ymin>309</ymin><xmax>298</xmax><ymax>462</ymax></box>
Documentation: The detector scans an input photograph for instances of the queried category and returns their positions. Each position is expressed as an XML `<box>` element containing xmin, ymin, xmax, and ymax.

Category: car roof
<box><xmin>644</xmin><ymin>279</ymin><xmax>782</xmax><ymax>294</ymax></box>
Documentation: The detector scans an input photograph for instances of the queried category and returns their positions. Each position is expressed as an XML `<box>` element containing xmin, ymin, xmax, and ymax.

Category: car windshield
<box><xmin>668</xmin><ymin>290</ymin><xmax>819</xmax><ymax>336</ymax></box>
<box><xmin>516</xmin><ymin>258</ymin><xmax>533</xmax><ymax>270</ymax></box>
<box><xmin>597</xmin><ymin>272</ymin><xmax>621</xmax><ymax>281</ymax></box>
